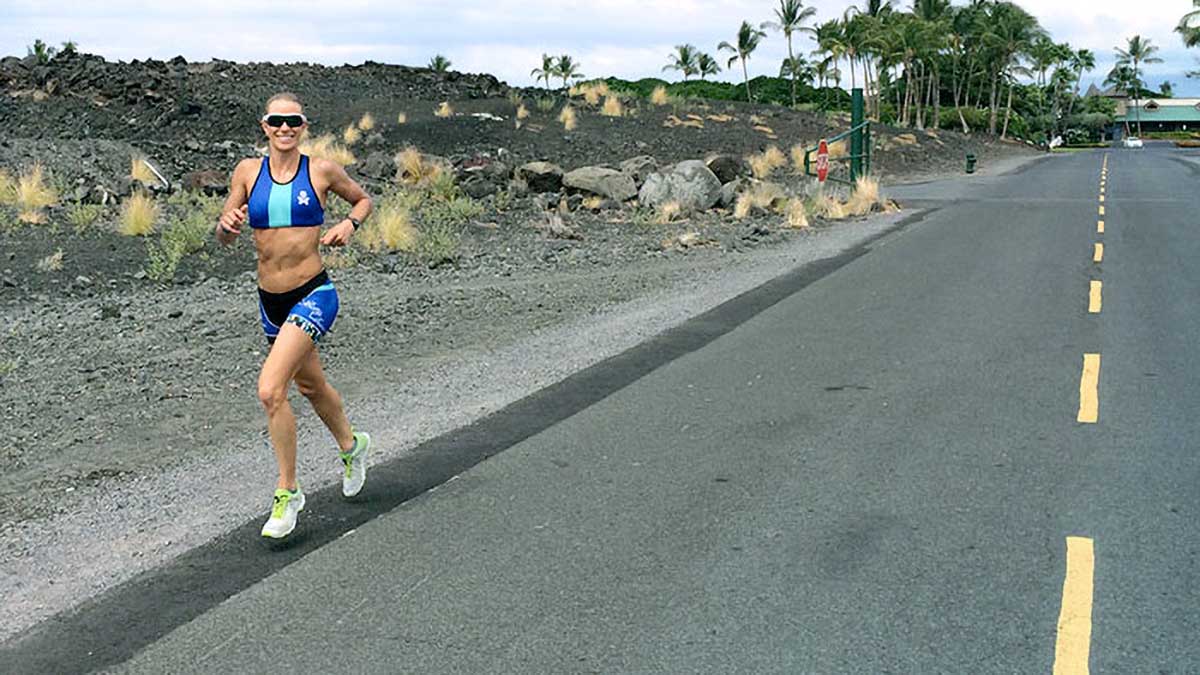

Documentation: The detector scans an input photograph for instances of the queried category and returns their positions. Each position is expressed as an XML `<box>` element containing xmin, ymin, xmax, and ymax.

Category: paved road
<box><xmin>5</xmin><ymin>145</ymin><xmax>1199</xmax><ymax>673</ymax></box>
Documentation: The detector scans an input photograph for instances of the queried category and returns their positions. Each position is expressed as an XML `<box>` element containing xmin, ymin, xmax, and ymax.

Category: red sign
<box><xmin>816</xmin><ymin>139</ymin><xmax>830</xmax><ymax>183</ymax></box>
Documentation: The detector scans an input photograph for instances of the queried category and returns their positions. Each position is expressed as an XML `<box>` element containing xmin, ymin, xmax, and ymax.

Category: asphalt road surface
<box><xmin>4</xmin><ymin>144</ymin><xmax>1198</xmax><ymax>673</ymax></box>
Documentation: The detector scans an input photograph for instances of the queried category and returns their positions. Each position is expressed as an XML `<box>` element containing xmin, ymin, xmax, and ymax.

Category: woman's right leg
<box><xmin>258</xmin><ymin>323</ymin><xmax>315</xmax><ymax>490</ymax></box>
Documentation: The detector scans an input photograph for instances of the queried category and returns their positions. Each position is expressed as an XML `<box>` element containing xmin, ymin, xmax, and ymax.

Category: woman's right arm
<box><xmin>215</xmin><ymin>160</ymin><xmax>253</xmax><ymax>246</ymax></box>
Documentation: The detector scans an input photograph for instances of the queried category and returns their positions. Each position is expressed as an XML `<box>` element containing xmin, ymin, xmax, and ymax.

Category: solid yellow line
<box><xmin>1077</xmin><ymin>354</ymin><xmax>1101</xmax><ymax>423</ymax></box>
<box><xmin>1053</xmin><ymin>536</ymin><xmax>1095</xmax><ymax>674</ymax></box>
<box><xmin>1094</xmin><ymin>243</ymin><xmax>1104</xmax><ymax>263</ymax></box>
<box><xmin>1097</xmin><ymin>220</ymin><xmax>1104</xmax><ymax>234</ymax></box>
<box><xmin>1089</xmin><ymin>281</ymin><xmax>1102</xmax><ymax>313</ymax></box>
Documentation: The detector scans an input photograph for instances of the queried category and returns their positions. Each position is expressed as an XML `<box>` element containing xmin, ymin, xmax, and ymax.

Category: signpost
<box><xmin>816</xmin><ymin>139</ymin><xmax>829</xmax><ymax>183</ymax></box>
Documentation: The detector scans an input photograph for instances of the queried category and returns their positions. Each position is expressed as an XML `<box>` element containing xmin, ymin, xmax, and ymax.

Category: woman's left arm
<box><xmin>318</xmin><ymin>159</ymin><xmax>373</xmax><ymax>247</ymax></box>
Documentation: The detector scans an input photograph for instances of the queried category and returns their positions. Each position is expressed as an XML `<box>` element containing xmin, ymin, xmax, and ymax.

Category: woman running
<box><xmin>216</xmin><ymin>92</ymin><xmax>374</xmax><ymax>539</ymax></box>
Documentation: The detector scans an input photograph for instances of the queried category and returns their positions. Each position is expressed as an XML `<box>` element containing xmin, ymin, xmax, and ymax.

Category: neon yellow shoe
<box><xmin>340</xmin><ymin>432</ymin><xmax>371</xmax><ymax>497</ymax></box>
<box><xmin>261</xmin><ymin>487</ymin><xmax>305</xmax><ymax>538</ymax></box>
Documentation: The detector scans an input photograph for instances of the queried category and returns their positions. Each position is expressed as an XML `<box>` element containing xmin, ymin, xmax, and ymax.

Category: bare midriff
<box><xmin>254</xmin><ymin>227</ymin><xmax>324</xmax><ymax>293</ymax></box>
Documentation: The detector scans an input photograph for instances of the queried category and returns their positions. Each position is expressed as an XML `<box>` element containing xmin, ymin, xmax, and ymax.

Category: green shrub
<box><xmin>66</xmin><ymin>202</ymin><xmax>103</xmax><ymax>231</ymax></box>
<box><xmin>414</xmin><ymin>220</ymin><xmax>460</xmax><ymax>267</ymax></box>
<box><xmin>938</xmin><ymin>107</ymin><xmax>990</xmax><ymax>132</ymax></box>
<box><xmin>144</xmin><ymin>210</ymin><xmax>211</xmax><ymax>282</ymax></box>
<box><xmin>535</xmin><ymin>97</ymin><xmax>557</xmax><ymax>113</ymax></box>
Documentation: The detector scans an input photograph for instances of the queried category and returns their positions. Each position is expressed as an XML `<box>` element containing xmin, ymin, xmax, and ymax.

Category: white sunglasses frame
<box><xmin>261</xmin><ymin>113</ymin><xmax>308</xmax><ymax>127</ymax></box>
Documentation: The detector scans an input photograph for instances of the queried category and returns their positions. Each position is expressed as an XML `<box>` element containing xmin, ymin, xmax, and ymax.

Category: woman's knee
<box><xmin>257</xmin><ymin>379</ymin><xmax>289</xmax><ymax>412</ymax></box>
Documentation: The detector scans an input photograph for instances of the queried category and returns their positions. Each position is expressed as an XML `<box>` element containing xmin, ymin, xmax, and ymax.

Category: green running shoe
<box><xmin>340</xmin><ymin>432</ymin><xmax>371</xmax><ymax>497</ymax></box>
<box><xmin>261</xmin><ymin>487</ymin><xmax>305</xmax><ymax>539</ymax></box>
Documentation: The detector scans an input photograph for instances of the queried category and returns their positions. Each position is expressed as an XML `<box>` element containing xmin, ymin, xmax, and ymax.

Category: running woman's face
<box><xmin>261</xmin><ymin>100</ymin><xmax>306</xmax><ymax>152</ymax></box>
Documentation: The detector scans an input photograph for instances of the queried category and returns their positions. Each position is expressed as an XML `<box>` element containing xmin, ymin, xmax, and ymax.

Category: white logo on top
<box><xmin>297</xmin><ymin>190</ymin><xmax>310</xmax><ymax>207</ymax></box>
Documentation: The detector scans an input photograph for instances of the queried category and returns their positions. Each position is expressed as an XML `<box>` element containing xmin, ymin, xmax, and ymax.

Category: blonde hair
<box><xmin>264</xmin><ymin>92</ymin><xmax>303</xmax><ymax>114</ymax></box>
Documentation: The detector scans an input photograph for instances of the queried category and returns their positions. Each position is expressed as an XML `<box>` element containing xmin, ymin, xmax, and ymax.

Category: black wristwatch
<box><xmin>347</xmin><ymin>217</ymin><xmax>362</xmax><ymax>230</ymax></box>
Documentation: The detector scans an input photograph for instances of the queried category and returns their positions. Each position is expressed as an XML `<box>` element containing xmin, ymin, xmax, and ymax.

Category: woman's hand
<box><xmin>216</xmin><ymin>204</ymin><xmax>247</xmax><ymax>245</ymax></box>
<box><xmin>320</xmin><ymin>219</ymin><xmax>356</xmax><ymax>247</ymax></box>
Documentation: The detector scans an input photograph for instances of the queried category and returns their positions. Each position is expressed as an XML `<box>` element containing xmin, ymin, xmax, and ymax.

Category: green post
<box><xmin>850</xmin><ymin>88</ymin><xmax>864</xmax><ymax>182</ymax></box>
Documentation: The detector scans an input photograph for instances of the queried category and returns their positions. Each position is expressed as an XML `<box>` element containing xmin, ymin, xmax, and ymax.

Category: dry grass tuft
<box><xmin>299</xmin><ymin>134</ymin><xmax>356</xmax><ymax>166</ymax></box>
<box><xmin>360</xmin><ymin>193</ymin><xmax>418</xmax><ymax>252</ymax></box>
<box><xmin>651</xmin><ymin>86</ymin><xmax>669</xmax><ymax>106</ymax></box>
<box><xmin>746</xmin><ymin>146</ymin><xmax>788</xmax><ymax>179</ymax></box>
<box><xmin>600</xmin><ymin>95</ymin><xmax>624</xmax><ymax>117</ymax></box>
<box><xmin>37</xmin><ymin>248</ymin><xmax>64</xmax><ymax>272</ymax></box>
<box><xmin>357</xmin><ymin>112</ymin><xmax>376</xmax><ymax>131</ymax></box>
<box><xmin>394</xmin><ymin>147</ymin><xmax>445</xmax><ymax>186</ymax></box>
<box><xmin>131</xmin><ymin>157</ymin><xmax>157</xmax><ymax>185</ymax></box>
<box><xmin>397</xmin><ymin>112</ymin><xmax>408</xmax><ymax>125</ymax></box>
<box><xmin>575</xmin><ymin>81</ymin><xmax>610</xmax><ymax>106</ymax></box>
<box><xmin>435</xmin><ymin>102</ymin><xmax>454</xmax><ymax>118</ymax></box>
<box><xmin>810</xmin><ymin>193</ymin><xmax>849</xmax><ymax>220</ymax></box>
<box><xmin>120</xmin><ymin>191</ymin><xmax>159</xmax><ymax>236</ymax></box>
<box><xmin>582</xmin><ymin>195</ymin><xmax>604</xmax><ymax>211</ymax></box>
<box><xmin>845</xmin><ymin>176</ymin><xmax>881</xmax><ymax>216</ymax></box>
<box><xmin>734</xmin><ymin>182</ymin><xmax>787</xmax><ymax>219</ymax></box>
<box><xmin>750</xmin><ymin>114</ymin><xmax>766</xmax><ymax>125</ymax></box>
<box><xmin>828</xmin><ymin>139</ymin><xmax>849</xmax><ymax>159</ymax></box>
<box><xmin>892</xmin><ymin>132</ymin><xmax>918</xmax><ymax>146</ymax></box>
<box><xmin>790</xmin><ymin>144</ymin><xmax>809</xmax><ymax>173</ymax></box>
<box><xmin>15</xmin><ymin>164</ymin><xmax>58</xmax><ymax>224</ymax></box>
<box><xmin>664</xmin><ymin>114</ymin><xmax>704</xmax><ymax>129</ymax></box>
<box><xmin>753</xmin><ymin>124</ymin><xmax>776</xmax><ymax>135</ymax></box>
<box><xmin>559</xmin><ymin>105</ymin><xmax>578</xmax><ymax>131</ymax></box>
<box><xmin>706</xmin><ymin>113</ymin><xmax>734</xmax><ymax>123</ymax></box>
<box><xmin>0</xmin><ymin>169</ymin><xmax>16</xmax><ymax>206</ymax></box>
<box><xmin>516</xmin><ymin>104</ymin><xmax>529</xmax><ymax>120</ymax></box>
<box><xmin>655</xmin><ymin>201</ymin><xmax>682</xmax><ymax>224</ymax></box>
<box><xmin>785</xmin><ymin>199</ymin><xmax>809</xmax><ymax>229</ymax></box>
<box><xmin>342</xmin><ymin>124</ymin><xmax>362</xmax><ymax>146</ymax></box>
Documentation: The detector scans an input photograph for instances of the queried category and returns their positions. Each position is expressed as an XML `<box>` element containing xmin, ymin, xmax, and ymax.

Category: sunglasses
<box><xmin>261</xmin><ymin>114</ymin><xmax>307</xmax><ymax>128</ymax></box>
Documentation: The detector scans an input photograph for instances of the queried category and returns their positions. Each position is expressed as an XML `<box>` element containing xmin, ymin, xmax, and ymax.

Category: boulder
<box><xmin>563</xmin><ymin>166</ymin><xmax>637</xmax><ymax>202</ymax></box>
<box><xmin>706</xmin><ymin>154</ymin><xmax>750</xmax><ymax>184</ymax></box>
<box><xmin>515</xmin><ymin>161</ymin><xmax>564</xmax><ymax>193</ymax></box>
<box><xmin>718</xmin><ymin>178</ymin><xmax>746</xmax><ymax>210</ymax></box>
<box><xmin>356</xmin><ymin>151</ymin><xmax>395</xmax><ymax>180</ymax></box>
<box><xmin>462</xmin><ymin>175</ymin><xmax>499</xmax><ymax>199</ymax></box>
<box><xmin>619</xmin><ymin>155</ymin><xmax>658</xmax><ymax>187</ymax></box>
<box><xmin>638</xmin><ymin>160</ymin><xmax>722</xmax><ymax>212</ymax></box>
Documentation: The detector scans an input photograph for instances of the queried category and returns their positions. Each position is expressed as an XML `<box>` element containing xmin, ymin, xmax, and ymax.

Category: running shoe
<box><xmin>261</xmin><ymin>487</ymin><xmax>305</xmax><ymax>539</ymax></box>
<box><xmin>340</xmin><ymin>431</ymin><xmax>371</xmax><ymax>497</ymax></box>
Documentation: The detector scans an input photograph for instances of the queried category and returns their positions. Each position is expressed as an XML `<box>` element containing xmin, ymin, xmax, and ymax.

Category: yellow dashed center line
<box><xmin>1097</xmin><ymin>220</ymin><xmax>1104</xmax><ymax>234</ymax></box>
<box><xmin>1077</xmin><ymin>354</ymin><xmax>1101</xmax><ymax>423</ymax></box>
<box><xmin>1098</xmin><ymin>205</ymin><xmax>1105</xmax><ymax>216</ymax></box>
<box><xmin>1088</xmin><ymin>281</ymin><xmax>1102</xmax><ymax>313</ymax></box>
<box><xmin>1099</xmin><ymin>195</ymin><xmax>1105</xmax><ymax>203</ymax></box>
<box><xmin>1054</xmin><ymin>536</ymin><xmax>1096</xmax><ymax>674</ymax></box>
<box><xmin>1093</xmin><ymin>243</ymin><xmax>1104</xmax><ymax>263</ymax></box>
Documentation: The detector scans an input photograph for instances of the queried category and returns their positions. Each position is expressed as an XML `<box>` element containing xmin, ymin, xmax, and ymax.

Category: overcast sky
<box><xmin>3</xmin><ymin>0</ymin><xmax>1198</xmax><ymax>95</ymax></box>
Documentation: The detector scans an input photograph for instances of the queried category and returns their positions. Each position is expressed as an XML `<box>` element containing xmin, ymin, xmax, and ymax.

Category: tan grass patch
<box><xmin>734</xmin><ymin>182</ymin><xmax>787</xmax><ymax>219</ymax></box>
<box><xmin>811</xmin><ymin>193</ymin><xmax>849</xmax><ymax>220</ymax></box>
<box><xmin>893</xmin><ymin>133</ymin><xmax>918</xmax><ymax>146</ymax></box>
<box><xmin>435</xmin><ymin>102</ymin><xmax>454</xmax><ymax>118</ymax></box>
<box><xmin>299</xmin><ymin>134</ymin><xmax>357</xmax><ymax>166</ymax></box>
<box><xmin>120</xmin><ymin>191</ymin><xmax>159</xmax><ymax>236</ymax></box>
<box><xmin>828</xmin><ymin>139</ymin><xmax>848</xmax><ymax>159</ymax></box>
<box><xmin>790</xmin><ymin>144</ymin><xmax>809</xmax><ymax>173</ymax></box>
<box><xmin>130</xmin><ymin>157</ymin><xmax>156</xmax><ymax>185</ymax></box>
<box><xmin>360</xmin><ymin>194</ymin><xmax>418</xmax><ymax>252</ymax></box>
<box><xmin>845</xmin><ymin>176</ymin><xmax>881</xmax><ymax>216</ymax></box>
<box><xmin>655</xmin><ymin>201</ymin><xmax>682</xmax><ymax>224</ymax></box>
<box><xmin>600</xmin><ymin>95</ymin><xmax>624</xmax><ymax>117</ymax></box>
<box><xmin>0</xmin><ymin>169</ymin><xmax>16</xmax><ymax>205</ymax></box>
<box><xmin>15</xmin><ymin>164</ymin><xmax>58</xmax><ymax>224</ymax></box>
<box><xmin>664</xmin><ymin>114</ymin><xmax>704</xmax><ymax>129</ymax></box>
<box><xmin>357</xmin><ymin>112</ymin><xmax>376</xmax><ymax>131</ymax></box>
<box><xmin>576</xmin><ymin>82</ymin><xmax>610</xmax><ymax>106</ymax></box>
<box><xmin>394</xmin><ymin>147</ymin><xmax>444</xmax><ymax>186</ymax></box>
<box><xmin>37</xmin><ymin>248</ymin><xmax>64</xmax><ymax>272</ymax></box>
<box><xmin>706</xmin><ymin>114</ymin><xmax>734</xmax><ymax>123</ymax></box>
<box><xmin>342</xmin><ymin>124</ymin><xmax>362</xmax><ymax>146</ymax></box>
<box><xmin>558</xmin><ymin>105</ymin><xmax>578</xmax><ymax>131</ymax></box>
<box><xmin>753</xmin><ymin>124</ymin><xmax>775</xmax><ymax>135</ymax></box>
<box><xmin>746</xmin><ymin>146</ymin><xmax>788</xmax><ymax>179</ymax></box>
<box><xmin>750</xmin><ymin>114</ymin><xmax>766</xmax><ymax>125</ymax></box>
<box><xmin>651</xmin><ymin>86</ymin><xmax>669</xmax><ymax>106</ymax></box>
<box><xmin>397</xmin><ymin>112</ymin><xmax>408</xmax><ymax>125</ymax></box>
<box><xmin>516</xmin><ymin>104</ymin><xmax>529</xmax><ymax>120</ymax></box>
<box><xmin>582</xmin><ymin>195</ymin><xmax>604</xmax><ymax>210</ymax></box>
<box><xmin>785</xmin><ymin>199</ymin><xmax>809</xmax><ymax>229</ymax></box>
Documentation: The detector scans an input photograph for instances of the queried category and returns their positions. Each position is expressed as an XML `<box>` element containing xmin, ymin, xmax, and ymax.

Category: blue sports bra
<box><xmin>247</xmin><ymin>154</ymin><xmax>325</xmax><ymax>229</ymax></box>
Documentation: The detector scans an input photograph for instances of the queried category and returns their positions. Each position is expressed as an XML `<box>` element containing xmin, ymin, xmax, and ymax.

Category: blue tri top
<box><xmin>247</xmin><ymin>154</ymin><xmax>325</xmax><ymax>229</ymax></box>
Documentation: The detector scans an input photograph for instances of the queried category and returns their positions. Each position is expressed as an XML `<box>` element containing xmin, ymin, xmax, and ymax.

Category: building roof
<box><xmin>1116</xmin><ymin>99</ymin><xmax>1200</xmax><ymax>122</ymax></box>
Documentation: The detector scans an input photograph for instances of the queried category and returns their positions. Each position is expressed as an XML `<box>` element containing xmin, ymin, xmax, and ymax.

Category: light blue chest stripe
<box><xmin>267</xmin><ymin>182</ymin><xmax>293</xmax><ymax>228</ymax></box>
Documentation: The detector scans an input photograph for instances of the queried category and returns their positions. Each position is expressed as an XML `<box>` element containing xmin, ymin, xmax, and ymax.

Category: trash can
<box><xmin>965</xmin><ymin>153</ymin><xmax>977</xmax><ymax>174</ymax></box>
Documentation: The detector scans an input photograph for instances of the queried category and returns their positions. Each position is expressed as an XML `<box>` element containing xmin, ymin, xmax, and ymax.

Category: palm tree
<box><xmin>428</xmin><ymin>55</ymin><xmax>452</xmax><ymax>73</ymax></box>
<box><xmin>1161</xmin><ymin>80</ymin><xmax>1175</xmax><ymax>97</ymax></box>
<box><xmin>663</xmin><ymin>44</ymin><xmax>700</xmax><ymax>80</ymax></box>
<box><xmin>762</xmin><ymin>0</ymin><xmax>817</xmax><ymax>106</ymax></box>
<box><xmin>531</xmin><ymin>54</ymin><xmax>557</xmax><ymax>90</ymax></box>
<box><xmin>811</xmin><ymin>20</ymin><xmax>849</xmax><ymax>91</ymax></box>
<box><xmin>1105</xmin><ymin>64</ymin><xmax>1137</xmax><ymax>136</ymax></box>
<box><xmin>780</xmin><ymin>56</ymin><xmax>815</xmax><ymax>86</ymax></box>
<box><xmin>554</xmin><ymin>54</ymin><xmax>585</xmax><ymax>90</ymax></box>
<box><xmin>719</xmin><ymin>21</ymin><xmax>769</xmax><ymax>102</ymax></box>
<box><xmin>1064</xmin><ymin>48</ymin><xmax>1096</xmax><ymax>120</ymax></box>
<box><xmin>982</xmin><ymin>2</ymin><xmax>1042</xmax><ymax>135</ymax></box>
<box><xmin>1177</xmin><ymin>0</ymin><xmax>1200</xmax><ymax>48</ymax></box>
<box><xmin>696</xmin><ymin>53</ymin><xmax>722</xmax><ymax>80</ymax></box>
<box><xmin>1116</xmin><ymin>35</ymin><xmax>1163</xmax><ymax>136</ymax></box>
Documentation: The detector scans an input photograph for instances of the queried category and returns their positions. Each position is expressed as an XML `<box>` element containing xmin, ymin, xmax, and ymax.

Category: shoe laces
<box><xmin>271</xmin><ymin>492</ymin><xmax>291</xmax><ymax>520</ymax></box>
